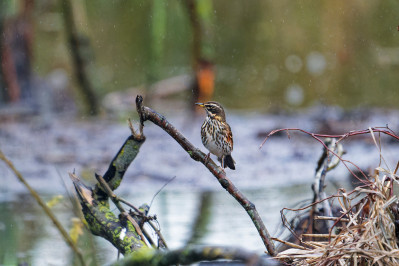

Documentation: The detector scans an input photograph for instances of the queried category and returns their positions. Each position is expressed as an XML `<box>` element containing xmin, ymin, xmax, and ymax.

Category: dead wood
<box><xmin>70</xmin><ymin>120</ymin><xmax>152</xmax><ymax>254</ymax></box>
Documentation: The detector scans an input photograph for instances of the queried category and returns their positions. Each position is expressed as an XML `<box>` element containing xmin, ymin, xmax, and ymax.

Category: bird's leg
<box><xmin>204</xmin><ymin>152</ymin><xmax>211</xmax><ymax>165</ymax></box>
<box><xmin>219</xmin><ymin>156</ymin><xmax>226</xmax><ymax>173</ymax></box>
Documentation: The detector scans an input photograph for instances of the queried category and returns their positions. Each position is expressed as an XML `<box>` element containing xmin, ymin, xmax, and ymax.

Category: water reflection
<box><xmin>0</xmin><ymin>185</ymin><xmax>313</xmax><ymax>265</ymax></box>
<box><xmin>185</xmin><ymin>191</ymin><xmax>212</xmax><ymax>246</ymax></box>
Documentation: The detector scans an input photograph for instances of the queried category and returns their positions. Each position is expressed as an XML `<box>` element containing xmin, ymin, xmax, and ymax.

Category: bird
<box><xmin>196</xmin><ymin>101</ymin><xmax>235</xmax><ymax>170</ymax></box>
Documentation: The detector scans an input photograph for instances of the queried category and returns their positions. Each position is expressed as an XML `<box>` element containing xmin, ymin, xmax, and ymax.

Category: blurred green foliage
<box><xmin>33</xmin><ymin>0</ymin><xmax>399</xmax><ymax>110</ymax></box>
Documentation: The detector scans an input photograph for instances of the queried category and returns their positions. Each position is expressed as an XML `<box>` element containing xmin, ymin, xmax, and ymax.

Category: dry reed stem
<box><xmin>273</xmin><ymin>129</ymin><xmax>399</xmax><ymax>265</ymax></box>
<box><xmin>0</xmin><ymin>149</ymin><xmax>86</xmax><ymax>266</ymax></box>
<box><xmin>277</xmin><ymin>169</ymin><xmax>399</xmax><ymax>265</ymax></box>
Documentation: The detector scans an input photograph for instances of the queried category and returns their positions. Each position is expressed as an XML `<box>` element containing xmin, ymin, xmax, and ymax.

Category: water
<box><xmin>2</xmin><ymin>105</ymin><xmax>399</xmax><ymax>265</ymax></box>
<box><xmin>0</xmin><ymin>186</ymin><xmax>310</xmax><ymax>265</ymax></box>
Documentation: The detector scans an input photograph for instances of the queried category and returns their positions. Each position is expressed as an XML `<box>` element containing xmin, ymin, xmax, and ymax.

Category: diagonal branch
<box><xmin>135</xmin><ymin>95</ymin><xmax>277</xmax><ymax>256</ymax></box>
<box><xmin>0</xmin><ymin>150</ymin><xmax>86</xmax><ymax>266</ymax></box>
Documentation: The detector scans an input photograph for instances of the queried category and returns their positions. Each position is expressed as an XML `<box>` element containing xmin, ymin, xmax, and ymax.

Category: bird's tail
<box><xmin>223</xmin><ymin>155</ymin><xmax>236</xmax><ymax>170</ymax></box>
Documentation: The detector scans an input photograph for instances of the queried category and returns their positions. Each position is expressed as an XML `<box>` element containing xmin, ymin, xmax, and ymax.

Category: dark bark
<box><xmin>92</xmin><ymin>133</ymin><xmax>145</xmax><ymax>203</ymax></box>
<box><xmin>61</xmin><ymin>0</ymin><xmax>99</xmax><ymax>115</ymax></box>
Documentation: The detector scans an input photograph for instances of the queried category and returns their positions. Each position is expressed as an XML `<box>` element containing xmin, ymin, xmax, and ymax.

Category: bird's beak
<box><xmin>195</xmin><ymin>103</ymin><xmax>205</xmax><ymax>107</ymax></box>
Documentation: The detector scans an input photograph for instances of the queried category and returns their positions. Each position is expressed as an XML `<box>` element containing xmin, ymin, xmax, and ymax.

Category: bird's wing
<box><xmin>225</xmin><ymin>123</ymin><xmax>233</xmax><ymax>150</ymax></box>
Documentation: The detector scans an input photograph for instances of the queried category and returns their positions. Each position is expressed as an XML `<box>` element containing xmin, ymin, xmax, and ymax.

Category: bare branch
<box><xmin>134</xmin><ymin>95</ymin><xmax>277</xmax><ymax>256</ymax></box>
<box><xmin>259</xmin><ymin>127</ymin><xmax>395</xmax><ymax>187</ymax></box>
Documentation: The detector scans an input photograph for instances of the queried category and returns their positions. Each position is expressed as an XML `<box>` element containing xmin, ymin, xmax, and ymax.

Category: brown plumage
<box><xmin>196</xmin><ymin>101</ymin><xmax>235</xmax><ymax>170</ymax></box>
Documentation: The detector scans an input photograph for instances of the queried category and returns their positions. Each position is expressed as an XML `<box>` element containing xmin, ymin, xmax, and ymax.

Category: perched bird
<box><xmin>196</xmin><ymin>101</ymin><xmax>235</xmax><ymax>170</ymax></box>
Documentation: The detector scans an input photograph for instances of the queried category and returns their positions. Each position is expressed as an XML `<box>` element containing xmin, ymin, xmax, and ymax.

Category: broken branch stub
<box><xmin>93</xmin><ymin>125</ymin><xmax>145</xmax><ymax>203</ymax></box>
<box><xmin>70</xmin><ymin>122</ymin><xmax>148</xmax><ymax>254</ymax></box>
<box><xmin>70</xmin><ymin>173</ymin><xmax>145</xmax><ymax>254</ymax></box>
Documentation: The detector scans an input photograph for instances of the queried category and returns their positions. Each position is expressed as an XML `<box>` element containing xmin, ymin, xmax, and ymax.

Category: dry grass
<box><xmin>276</xmin><ymin>165</ymin><xmax>399</xmax><ymax>265</ymax></box>
<box><xmin>267</xmin><ymin>127</ymin><xmax>399</xmax><ymax>265</ymax></box>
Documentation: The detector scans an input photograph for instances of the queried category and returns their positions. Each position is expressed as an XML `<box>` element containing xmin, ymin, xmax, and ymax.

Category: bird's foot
<box><xmin>204</xmin><ymin>153</ymin><xmax>211</xmax><ymax>165</ymax></box>
<box><xmin>219</xmin><ymin>167</ymin><xmax>226</xmax><ymax>174</ymax></box>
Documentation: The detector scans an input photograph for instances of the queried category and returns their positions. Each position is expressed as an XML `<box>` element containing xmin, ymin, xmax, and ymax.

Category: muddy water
<box><xmin>1</xmin><ymin>106</ymin><xmax>399</xmax><ymax>265</ymax></box>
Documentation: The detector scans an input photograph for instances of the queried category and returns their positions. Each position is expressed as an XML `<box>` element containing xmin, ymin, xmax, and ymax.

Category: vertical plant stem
<box><xmin>0</xmin><ymin>149</ymin><xmax>86</xmax><ymax>266</ymax></box>
<box><xmin>147</xmin><ymin>0</ymin><xmax>166</xmax><ymax>85</ymax></box>
<box><xmin>61</xmin><ymin>0</ymin><xmax>99</xmax><ymax>116</ymax></box>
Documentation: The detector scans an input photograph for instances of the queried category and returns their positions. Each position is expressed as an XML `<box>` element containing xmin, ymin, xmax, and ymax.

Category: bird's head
<box><xmin>196</xmin><ymin>101</ymin><xmax>226</xmax><ymax>121</ymax></box>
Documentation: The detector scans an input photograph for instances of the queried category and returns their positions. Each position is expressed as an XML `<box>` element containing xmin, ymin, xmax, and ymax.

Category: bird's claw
<box><xmin>204</xmin><ymin>153</ymin><xmax>211</xmax><ymax>165</ymax></box>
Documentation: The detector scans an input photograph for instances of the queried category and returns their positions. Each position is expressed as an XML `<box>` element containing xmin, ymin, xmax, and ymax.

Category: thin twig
<box><xmin>118</xmin><ymin>198</ymin><xmax>144</xmax><ymax>215</ymax></box>
<box><xmin>260</xmin><ymin>127</ymin><xmax>399</xmax><ymax>149</ymax></box>
<box><xmin>124</xmin><ymin>213</ymin><xmax>150</xmax><ymax>247</ymax></box>
<box><xmin>0</xmin><ymin>149</ymin><xmax>86</xmax><ymax>266</ymax></box>
<box><xmin>260</xmin><ymin>127</ymin><xmax>399</xmax><ymax>187</ymax></box>
<box><xmin>271</xmin><ymin>238</ymin><xmax>310</xmax><ymax>250</ymax></box>
<box><xmin>149</xmin><ymin>176</ymin><xmax>176</xmax><ymax>210</ymax></box>
<box><xmin>91</xmin><ymin>181</ymin><xmax>164</xmax><ymax>248</ymax></box>
<box><xmin>148</xmin><ymin>220</ymin><xmax>168</xmax><ymax>249</ymax></box>
<box><xmin>95</xmin><ymin>174</ymin><xmax>149</xmax><ymax>246</ymax></box>
<box><xmin>315</xmin><ymin>216</ymin><xmax>349</xmax><ymax>222</ymax></box>
<box><xmin>302</xmin><ymin>234</ymin><xmax>337</xmax><ymax>238</ymax></box>
<box><xmin>280</xmin><ymin>190</ymin><xmax>360</xmax><ymax>244</ymax></box>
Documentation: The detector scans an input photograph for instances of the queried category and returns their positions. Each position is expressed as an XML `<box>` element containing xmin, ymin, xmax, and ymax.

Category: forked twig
<box><xmin>260</xmin><ymin>127</ymin><xmax>399</xmax><ymax>186</ymax></box>
<box><xmin>95</xmin><ymin>174</ymin><xmax>149</xmax><ymax>246</ymax></box>
<box><xmin>95</xmin><ymin>174</ymin><xmax>168</xmax><ymax>249</ymax></box>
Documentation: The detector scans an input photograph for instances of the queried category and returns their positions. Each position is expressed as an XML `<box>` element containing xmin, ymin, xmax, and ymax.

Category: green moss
<box><xmin>119</xmin><ymin>147</ymin><xmax>125</xmax><ymax>156</ymax></box>
<box><xmin>110</xmin><ymin>178</ymin><xmax>122</xmax><ymax>189</ymax></box>
<box><xmin>105</xmin><ymin>211</ymin><xmax>117</xmax><ymax>222</ymax></box>
<box><xmin>212</xmin><ymin>247</ymin><xmax>222</xmax><ymax>256</ymax></box>
<box><xmin>202</xmin><ymin>247</ymin><xmax>212</xmax><ymax>256</ymax></box>
<box><xmin>139</xmin><ymin>204</ymin><xmax>150</xmax><ymax>214</ymax></box>
<box><xmin>125</xmin><ymin>221</ymin><xmax>136</xmax><ymax>232</ymax></box>
<box><xmin>123</xmin><ymin>248</ymin><xmax>156</xmax><ymax>264</ymax></box>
